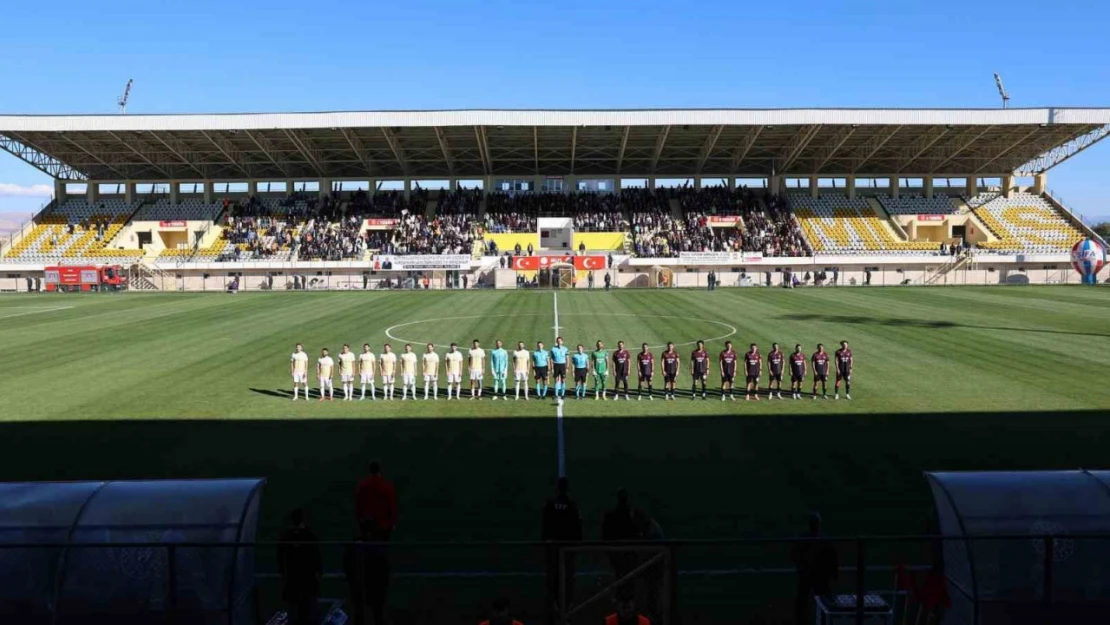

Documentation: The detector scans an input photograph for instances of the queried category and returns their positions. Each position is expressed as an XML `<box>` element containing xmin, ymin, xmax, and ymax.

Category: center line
<box><xmin>553</xmin><ymin>291</ymin><xmax>566</xmax><ymax>478</ymax></box>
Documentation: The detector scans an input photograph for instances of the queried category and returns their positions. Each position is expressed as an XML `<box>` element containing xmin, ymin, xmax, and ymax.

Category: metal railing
<box><xmin>0</xmin><ymin>533</ymin><xmax>1102</xmax><ymax>625</ymax></box>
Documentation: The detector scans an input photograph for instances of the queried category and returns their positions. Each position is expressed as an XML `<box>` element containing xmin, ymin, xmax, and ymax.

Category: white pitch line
<box><xmin>0</xmin><ymin>306</ymin><xmax>73</xmax><ymax>320</ymax></box>
<box><xmin>553</xmin><ymin>291</ymin><xmax>566</xmax><ymax>478</ymax></box>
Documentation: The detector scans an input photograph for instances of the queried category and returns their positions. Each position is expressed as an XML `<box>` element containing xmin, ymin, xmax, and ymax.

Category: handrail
<box><xmin>1045</xmin><ymin>187</ymin><xmax>1107</xmax><ymax>247</ymax></box>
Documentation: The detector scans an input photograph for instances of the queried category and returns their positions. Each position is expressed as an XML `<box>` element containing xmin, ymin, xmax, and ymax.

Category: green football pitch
<box><xmin>0</xmin><ymin>286</ymin><xmax>1108</xmax><ymax>619</ymax></box>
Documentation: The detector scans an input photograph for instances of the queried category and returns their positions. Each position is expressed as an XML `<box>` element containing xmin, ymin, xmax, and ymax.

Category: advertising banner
<box><xmin>916</xmin><ymin>214</ymin><xmax>946</xmax><ymax>221</ymax></box>
<box><xmin>365</xmin><ymin>218</ymin><xmax>399</xmax><ymax>229</ymax></box>
<box><xmin>159</xmin><ymin>220</ymin><xmax>187</xmax><ymax>228</ymax></box>
<box><xmin>372</xmin><ymin>254</ymin><xmax>471</xmax><ymax>271</ymax></box>
<box><xmin>510</xmin><ymin>255</ymin><xmax>606</xmax><ymax>271</ymax></box>
<box><xmin>708</xmin><ymin>216</ymin><xmax>742</xmax><ymax>227</ymax></box>
<box><xmin>678</xmin><ymin>251</ymin><xmax>763</xmax><ymax>265</ymax></box>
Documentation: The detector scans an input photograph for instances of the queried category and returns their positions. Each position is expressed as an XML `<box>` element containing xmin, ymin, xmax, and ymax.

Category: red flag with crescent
<box><xmin>574</xmin><ymin>256</ymin><xmax>606</xmax><ymax>270</ymax></box>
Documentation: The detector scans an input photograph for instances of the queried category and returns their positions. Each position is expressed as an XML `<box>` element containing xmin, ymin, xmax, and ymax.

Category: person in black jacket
<box><xmin>345</xmin><ymin>520</ymin><xmax>390</xmax><ymax>625</ymax></box>
<box><xmin>543</xmin><ymin>477</ymin><xmax>583</xmax><ymax>624</ymax></box>
<box><xmin>277</xmin><ymin>509</ymin><xmax>322</xmax><ymax>625</ymax></box>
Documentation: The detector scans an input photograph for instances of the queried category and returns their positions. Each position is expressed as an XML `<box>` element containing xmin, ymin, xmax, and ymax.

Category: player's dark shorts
<box><xmin>638</xmin><ymin>366</ymin><xmax>653</xmax><ymax>381</ymax></box>
<box><xmin>837</xmin><ymin>368</ymin><xmax>851</xmax><ymax>380</ymax></box>
<box><xmin>535</xmin><ymin>366</ymin><xmax>549</xmax><ymax>379</ymax></box>
<box><xmin>615</xmin><ymin>365</ymin><xmax>629</xmax><ymax>381</ymax></box>
<box><xmin>746</xmin><ymin>374</ymin><xmax>759</xmax><ymax>384</ymax></box>
<box><xmin>693</xmin><ymin>367</ymin><xmax>708</xmax><ymax>380</ymax></box>
<box><xmin>814</xmin><ymin>369</ymin><xmax>828</xmax><ymax>382</ymax></box>
<box><xmin>553</xmin><ymin>363</ymin><xmax>567</xmax><ymax>377</ymax></box>
<box><xmin>790</xmin><ymin>369</ymin><xmax>805</xmax><ymax>383</ymax></box>
<box><xmin>663</xmin><ymin>368</ymin><xmax>678</xmax><ymax>383</ymax></box>
<box><xmin>574</xmin><ymin>368</ymin><xmax>588</xmax><ymax>383</ymax></box>
<box><xmin>722</xmin><ymin>364</ymin><xmax>736</xmax><ymax>383</ymax></box>
<box><xmin>769</xmin><ymin>369</ymin><xmax>783</xmax><ymax>382</ymax></box>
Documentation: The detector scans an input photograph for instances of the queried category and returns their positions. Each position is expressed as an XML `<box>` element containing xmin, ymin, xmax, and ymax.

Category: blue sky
<box><xmin>1</xmin><ymin>0</ymin><xmax>1108</xmax><ymax>225</ymax></box>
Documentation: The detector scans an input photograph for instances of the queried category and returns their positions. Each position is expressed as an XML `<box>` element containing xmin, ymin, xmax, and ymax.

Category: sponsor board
<box><xmin>708</xmin><ymin>216</ymin><xmax>742</xmax><ymax>226</ymax></box>
<box><xmin>159</xmin><ymin>220</ymin><xmax>187</xmax><ymax>228</ymax></box>
<box><xmin>365</xmin><ymin>218</ymin><xmax>399</xmax><ymax>229</ymax></box>
<box><xmin>372</xmin><ymin>254</ymin><xmax>471</xmax><ymax>271</ymax></box>
<box><xmin>916</xmin><ymin>214</ymin><xmax>946</xmax><ymax>221</ymax></box>
<box><xmin>678</xmin><ymin>251</ymin><xmax>763</xmax><ymax>265</ymax></box>
<box><xmin>511</xmin><ymin>255</ymin><xmax>606</xmax><ymax>271</ymax></box>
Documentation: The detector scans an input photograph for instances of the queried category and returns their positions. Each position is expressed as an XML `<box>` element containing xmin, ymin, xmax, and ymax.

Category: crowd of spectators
<box><xmin>296</xmin><ymin>214</ymin><xmax>367</xmax><ymax>261</ymax></box>
<box><xmin>365</xmin><ymin>212</ymin><xmax>475</xmax><ymax>256</ymax></box>
<box><xmin>223</xmin><ymin>216</ymin><xmax>298</xmax><ymax>260</ymax></box>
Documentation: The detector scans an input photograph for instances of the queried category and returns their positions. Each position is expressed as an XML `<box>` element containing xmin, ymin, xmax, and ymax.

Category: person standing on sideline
<box><xmin>481</xmin><ymin>598</ymin><xmax>524</xmax><ymax>625</ymax></box>
<box><xmin>345</xmin><ymin>520</ymin><xmax>390</xmax><ymax>625</ymax></box>
<box><xmin>791</xmin><ymin>513</ymin><xmax>838</xmax><ymax>625</ymax></box>
<box><xmin>605</xmin><ymin>588</ymin><xmax>652</xmax><ymax>625</ymax></box>
<box><xmin>588</xmin><ymin>271</ymin><xmax>595</xmax><ymax>290</ymax></box>
<box><xmin>355</xmin><ymin>460</ymin><xmax>397</xmax><ymax>541</ymax></box>
<box><xmin>277</xmin><ymin>509</ymin><xmax>322</xmax><ymax>625</ymax></box>
<box><xmin>604</xmin><ymin>272</ymin><xmax>612</xmax><ymax>292</ymax></box>
<box><xmin>543</xmin><ymin>477</ymin><xmax>583</xmax><ymax>624</ymax></box>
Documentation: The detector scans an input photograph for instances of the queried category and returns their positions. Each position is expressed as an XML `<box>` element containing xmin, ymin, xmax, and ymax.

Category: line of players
<box><xmin>288</xmin><ymin>337</ymin><xmax>854</xmax><ymax>402</ymax></box>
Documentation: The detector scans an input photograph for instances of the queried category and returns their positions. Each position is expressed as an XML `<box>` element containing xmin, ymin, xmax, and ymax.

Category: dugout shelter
<box><xmin>0</xmin><ymin>478</ymin><xmax>265</xmax><ymax>625</ymax></box>
<box><xmin>926</xmin><ymin>470</ymin><xmax>1110</xmax><ymax>625</ymax></box>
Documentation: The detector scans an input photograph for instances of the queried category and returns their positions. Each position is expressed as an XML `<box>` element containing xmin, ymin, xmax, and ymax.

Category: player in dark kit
<box><xmin>636</xmin><ymin>343</ymin><xmax>655</xmax><ymax>401</ymax></box>
<box><xmin>811</xmin><ymin>343</ymin><xmax>830</xmax><ymax>399</ymax></box>
<box><xmin>661</xmin><ymin>342</ymin><xmax>681</xmax><ymax>400</ymax></box>
<box><xmin>719</xmin><ymin>340</ymin><xmax>738</xmax><ymax>401</ymax></box>
<box><xmin>612</xmin><ymin>341</ymin><xmax>632</xmax><ymax>401</ymax></box>
<box><xmin>744</xmin><ymin>343</ymin><xmax>762</xmax><ymax>401</ymax></box>
<box><xmin>789</xmin><ymin>344</ymin><xmax>807</xmax><ymax>399</ymax></box>
<box><xmin>834</xmin><ymin>340</ymin><xmax>853</xmax><ymax>400</ymax></box>
<box><xmin>767</xmin><ymin>343</ymin><xmax>785</xmax><ymax>400</ymax></box>
<box><xmin>690</xmin><ymin>340</ymin><xmax>709</xmax><ymax>400</ymax></box>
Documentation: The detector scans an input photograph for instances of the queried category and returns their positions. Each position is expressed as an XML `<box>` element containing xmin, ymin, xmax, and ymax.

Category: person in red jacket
<box><xmin>605</xmin><ymin>589</ymin><xmax>650</xmax><ymax>625</ymax></box>
<box><xmin>479</xmin><ymin>598</ymin><xmax>523</xmax><ymax>625</ymax></box>
<box><xmin>355</xmin><ymin>460</ymin><xmax>397</xmax><ymax>540</ymax></box>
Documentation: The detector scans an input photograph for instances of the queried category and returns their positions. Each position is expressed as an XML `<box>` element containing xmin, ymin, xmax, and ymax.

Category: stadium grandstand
<box><xmin>0</xmin><ymin>107</ymin><xmax>1108</xmax><ymax>289</ymax></box>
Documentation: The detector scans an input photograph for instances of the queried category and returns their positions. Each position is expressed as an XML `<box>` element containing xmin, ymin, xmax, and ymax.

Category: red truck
<box><xmin>44</xmin><ymin>265</ymin><xmax>127</xmax><ymax>292</ymax></box>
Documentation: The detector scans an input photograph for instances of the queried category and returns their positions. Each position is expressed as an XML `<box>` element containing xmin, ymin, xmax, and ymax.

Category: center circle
<box><xmin>385</xmin><ymin>313</ymin><xmax>737</xmax><ymax>349</ymax></box>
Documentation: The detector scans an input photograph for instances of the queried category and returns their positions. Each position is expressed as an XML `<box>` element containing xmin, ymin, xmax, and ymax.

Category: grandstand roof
<box><xmin>1</xmin><ymin>107</ymin><xmax>1108</xmax><ymax>181</ymax></box>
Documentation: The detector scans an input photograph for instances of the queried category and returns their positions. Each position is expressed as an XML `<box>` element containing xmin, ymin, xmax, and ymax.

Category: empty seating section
<box><xmin>969</xmin><ymin>193</ymin><xmax>1082</xmax><ymax>253</ymax></box>
<box><xmin>878</xmin><ymin>194</ymin><xmax>958</xmax><ymax>215</ymax></box>
<box><xmin>790</xmin><ymin>195</ymin><xmax>935</xmax><ymax>254</ymax></box>
<box><xmin>135</xmin><ymin>199</ymin><xmax>223</xmax><ymax>222</ymax></box>
<box><xmin>2</xmin><ymin>199</ymin><xmax>142</xmax><ymax>264</ymax></box>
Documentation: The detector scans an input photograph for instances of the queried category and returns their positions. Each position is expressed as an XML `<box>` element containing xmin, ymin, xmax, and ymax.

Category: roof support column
<box><xmin>404</xmin><ymin>179</ymin><xmax>411</xmax><ymax>200</ymax></box>
<box><xmin>1032</xmin><ymin>172</ymin><xmax>1047</xmax><ymax>195</ymax></box>
<box><xmin>889</xmin><ymin>177</ymin><xmax>900</xmax><ymax>199</ymax></box>
<box><xmin>1001</xmin><ymin>174</ymin><xmax>1014</xmax><ymax>198</ymax></box>
<box><xmin>484</xmin><ymin>176</ymin><xmax>492</xmax><ymax>196</ymax></box>
<box><xmin>614</xmin><ymin>178</ymin><xmax>622</xmax><ymax>191</ymax></box>
<box><xmin>320</xmin><ymin>179</ymin><xmax>332</xmax><ymax>197</ymax></box>
<box><xmin>565</xmin><ymin>176</ymin><xmax>577</xmax><ymax>194</ymax></box>
<box><xmin>846</xmin><ymin>175</ymin><xmax>856</xmax><ymax>200</ymax></box>
<box><xmin>809</xmin><ymin>176</ymin><xmax>819</xmax><ymax>199</ymax></box>
<box><xmin>124</xmin><ymin>182</ymin><xmax>133</xmax><ymax>205</ymax></box>
<box><xmin>249</xmin><ymin>180</ymin><xmax>259</xmax><ymax>196</ymax></box>
<box><xmin>695</xmin><ymin>177</ymin><xmax>703</xmax><ymax>190</ymax></box>
<box><xmin>204</xmin><ymin>181</ymin><xmax>213</xmax><ymax>204</ymax></box>
<box><xmin>54</xmin><ymin>179</ymin><xmax>66</xmax><ymax>203</ymax></box>
<box><xmin>728</xmin><ymin>176</ymin><xmax>737</xmax><ymax>190</ymax></box>
<box><xmin>924</xmin><ymin>177</ymin><xmax>934</xmax><ymax>200</ymax></box>
<box><xmin>966</xmin><ymin>177</ymin><xmax>978</xmax><ymax>197</ymax></box>
<box><xmin>533</xmin><ymin>175</ymin><xmax>544</xmax><ymax>192</ymax></box>
<box><xmin>87</xmin><ymin>182</ymin><xmax>99</xmax><ymax>205</ymax></box>
<box><xmin>648</xmin><ymin>177</ymin><xmax>656</xmax><ymax>190</ymax></box>
<box><xmin>170</xmin><ymin>180</ymin><xmax>179</xmax><ymax>204</ymax></box>
<box><xmin>769</xmin><ymin>175</ymin><xmax>782</xmax><ymax>195</ymax></box>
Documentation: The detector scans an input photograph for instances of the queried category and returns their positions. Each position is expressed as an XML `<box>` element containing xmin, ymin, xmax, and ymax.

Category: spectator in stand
<box><xmin>355</xmin><ymin>460</ymin><xmax>397</xmax><ymax>540</ymax></box>
<box><xmin>543</xmin><ymin>477</ymin><xmax>583</xmax><ymax>625</ymax></box>
<box><xmin>345</xmin><ymin>519</ymin><xmax>390</xmax><ymax>625</ymax></box>
<box><xmin>277</xmin><ymin>509</ymin><xmax>322</xmax><ymax>625</ymax></box>
<box><xmin>606</xmin><ymin>587</ymin><xmax>652</xmax><ymax>625</ymax></box>
<box><xmin>602</xmin><ymin>489</ymin><xmax>654</xmax><ymax>579</ymax></box>
<box><xmin>791</xmin><ymin>513</ymin><xmax>838</xmax><ymax>625</ymax></box>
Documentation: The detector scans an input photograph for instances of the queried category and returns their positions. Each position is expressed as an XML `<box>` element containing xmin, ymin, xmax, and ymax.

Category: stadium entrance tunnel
<box><xmin>926</xmin><ymin>470</ymin><xmax>1110</xmax><ymax>624</ymax></box>
<box><xmin>0</xmin><ymin>478</ymin><xmax>265</xmax><ymax>625</ymax></box>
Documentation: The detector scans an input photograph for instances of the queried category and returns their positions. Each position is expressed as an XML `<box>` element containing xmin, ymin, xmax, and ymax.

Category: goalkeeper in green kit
<box><xmin>591</xmin><ymin>340</ymin><xmax>609</xmax><ymax>401</ymax></box>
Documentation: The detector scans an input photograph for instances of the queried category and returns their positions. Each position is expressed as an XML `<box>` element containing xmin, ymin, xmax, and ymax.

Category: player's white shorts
<box><xmin>319</xmin><ymin>378</ymin><xmax>333</xmax><ymax>388</ymax></box>
<box><xmin>447</xmin><ymin>373</ymin><xmax>462</xmax><ymax>384</ymax></box>
<box><xmin>341</xmin><ymin>374</ymin><xmax>354</xmax><ymax>383</ymax></box>
<box><xmin>470</xmin><ymin>370</ymin><xmax>483</xmax><ymax>381</ymax></box>
<box><xmin>293</xmin><ymin>373</ymin><xmax>307</xmax><ymax>384</ymax></box>
<box><xmin>382</xmin><ymin>375</ymin><xmax>395</xmax><ymax>384</ymax></box>
<box><xmin>402</xmin><ymin>374</ymin><xmax>416</xmax><ymax>385</ymax></box>
<box><xmin>424</xmin><ymin>374</ymin><xmax>438</xmax><ymax>384</ymax></box>
<box><xmin>360</xmin><ymin>373</ymin><xmax>374</xmax><ymax>384</ymax></box>
<box><xmin>515</xmin><ymin>370</ymin><xmax>528</xmax><ymax>382</ymax></box>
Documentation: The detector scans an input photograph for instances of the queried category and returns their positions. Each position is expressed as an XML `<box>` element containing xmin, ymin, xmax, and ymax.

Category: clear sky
<box><xmin>1</xmin><ymin>0</ymin><xmax>1107</xmax><ymax>227</ymax></box>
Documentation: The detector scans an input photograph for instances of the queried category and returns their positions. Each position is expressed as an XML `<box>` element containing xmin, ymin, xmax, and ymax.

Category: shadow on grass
<box><xmin>777</xmin><ymin>313</ymin><xmax>1110</xmax><ymax>338</ymax></box>
<box><xmin>1</xmin><ymin>409</ymin><xmax>1108</xmax><ymax>623</ymax></box>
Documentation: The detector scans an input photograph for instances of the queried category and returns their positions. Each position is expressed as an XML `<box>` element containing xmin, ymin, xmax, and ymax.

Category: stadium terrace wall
<box><xmin>0</xmin><ymin>253</ymin><xmax>1104</xmax><ymax>292</ymax></box>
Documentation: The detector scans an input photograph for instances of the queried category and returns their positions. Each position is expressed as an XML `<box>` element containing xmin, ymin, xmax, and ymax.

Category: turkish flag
<box><xmin>574</xmin><ymin>256</ymin><xmax>606</xmax><ymax>270</ymax></box>
<box><xmin>512</xmin><ymin>256</ymin><xmax>539</xmax><ymax>270</ymax></box>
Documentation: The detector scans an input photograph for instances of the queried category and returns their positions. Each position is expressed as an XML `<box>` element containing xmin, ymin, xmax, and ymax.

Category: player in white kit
<box><xmin>444</xmin><ymin>343</ymin><xmax>464</xmax><ymax>400</ymax></box>
<box><xmin>379</xmin><ymin>344</ymin><xmax>397</xmax><ymax>400</ymax></box>
<box><xmin>358</xmin><ymin>343</ymin><xmax>377</xmax><ymax>400</ymax></box>
<box><xmin>399</xmin><ymin>344</ymin><xmax>419</xmax><ymax>400</ymax></box>
<box><xmin>290</xmin><ymin>343</ymin><xmax>309</xmax><ymax>400</ymax></box>
<box><xmin>422</xmin><ymin>343</ymin><xmax>440</xmax><ymax>400</ymax></box>
<box><xmin>468</xmin><ymin>339</ymin><xmax>486</xmax><ymax>399</ymax></box>
<box><xmin>316</xmin><ymin>348</ymin><xmax>335</xmax><ymax>401</ymax></box>
<box><xmin>512</xmin><ymin>341</ymin><xmax>531</xmax><ymax>400</ymax></box>
<box><xmin>337</xmin><ymin>344</ymin><xmax>357</xmax><ymax>401</ymax></box>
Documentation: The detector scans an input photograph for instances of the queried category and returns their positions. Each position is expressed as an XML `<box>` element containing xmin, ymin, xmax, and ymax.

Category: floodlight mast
<box><xmin>117</xmin><ymin>79</ymin><xmax>133</xmax><ymax>114</ymax></box>
<box><xmin>994</xmin><ymin>73</ymin><xmax>1010</xmax><ymax>109</ymax></box>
